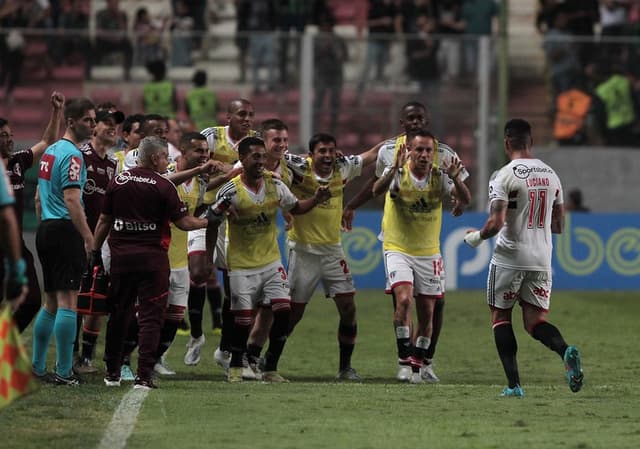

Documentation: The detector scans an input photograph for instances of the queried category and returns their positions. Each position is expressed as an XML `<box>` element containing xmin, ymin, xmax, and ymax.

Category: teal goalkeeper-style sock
<box><xmin>54</xmin><ymin>308</ymin><xmax>78</xmax><ymax>378</ymax></box>
<box><xmin>32</xmin><ymin>308</ymin><xmax>56</xmax><ymax>375</ymax></box>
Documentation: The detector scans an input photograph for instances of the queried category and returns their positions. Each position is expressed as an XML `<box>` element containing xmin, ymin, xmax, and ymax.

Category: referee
<box><xmin>32</xmin><ymin>97</ymin><xmax>96</xmax><ymax>385</ymax></box>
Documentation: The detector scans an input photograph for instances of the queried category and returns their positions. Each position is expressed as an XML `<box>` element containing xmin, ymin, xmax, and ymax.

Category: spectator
<box><xmin>277</xmin><ymin>0</ymin><xmax>310</xmax><ymax>85</ymax></box>
<box><xmin>536</xmin><ymin>0</ymin><xmax>560</xmax><ymax>34</ymax></box>
<box><xmin>461</xmin><ymin>0</ymin><xmax>498</xmax><ymax>77</ymax></box>
<box><xmin>133</xmin><ymin>7</ymin><xmax>168</xmax><ymax>66</ymax></box>
<box><xmin>172</xmin><ymin>0</ymin><xmax>206</xmax><ymax>51</ymax></box>
<box><xmin>143</xmin><ymin>60</ymin><xmax>177</xmax><ymax>119</ymax></box>
<box><xmin>600</xmin><ymin>0</ymin><xmax>629</xmax><ymax>36</ymax></box>
<box><xmin>543</xmin><ymin>10</ymin><xmax>580</xmax><ymax>98</ymax></box>
<box><xmin>552</xmin><ymin>87</ymin><xmax>593</xmax><ymax>145</ymax></box>
<box><xmin>593</xmin><ymin>65</ymin><xmax>637</xmax><ymax>146</ymax></box>
<box><xmin>186</xmin><ymin>70</ymin><xmax>218</xmax><ymax>132</ymax></box>
<box><xmin>234</xmin><ymin>0</ymin><xmax>251</xmax><ymax>83</ymax></box>
<box><xmin>562</xmin><ymin>0</ymin><xmax>599</xmax><ymax>67</ymax></box>
<box><xmin>170</xmin><ymin>0</ymin><xmax>194</xmax><ymax>67</ymax></box>
<box><xmin>437</xmin><ymin>0</ymin><xmax>465</xmax><ymax>81</ymax></box>
<box><xmin>356</xmin><ymin>0</ymin><xmax>398</xmax><ymax>101</ymax></box>
<box><xmin>1</xmin><ymin>0</ymin><xmax>51</xmax><ymax>103</ymax></box>
<box><xmin>567</xmin><ymin>188</ymin><xmax>590</xmax><ymax>212</ymax></box>
<box><xmin>55</xmin><ymin>0</ymin><xmax>90</xmax><ymax>76</ymax></box>
<box><xmin>94</xmin><ymin>0</ymin><xmax>133</xmax><ymax>80</ymax></box>
<box><xmin>406</xmin><ymin>14</ymin><xmax>440</xmax><ymax>97</ymax></box>
<box><xmin>313</xmin><ymin>12</ymin><xmax>347</xmax><ymax>134</ymax></box>
<box><xmin>246</xmin><ymin>0</ymin><xmax>278</xmax><ymax>94</ymax></box>
<box><xmin>398</xmin><ymin>0</ymin><xmax>439</xmax><ymax>83</ymax></box>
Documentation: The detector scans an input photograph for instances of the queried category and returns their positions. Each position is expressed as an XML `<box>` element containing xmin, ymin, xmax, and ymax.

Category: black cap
<box><xmin>96</xmin><ymin>110</ymin><xmax>125</xmax><ymax>124</ymax></box>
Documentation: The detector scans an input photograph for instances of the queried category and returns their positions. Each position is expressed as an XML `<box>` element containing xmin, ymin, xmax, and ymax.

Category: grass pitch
<box><xmin>1</xmin><ymin>290</ymin><xmax>639</xmax><ymax>449</ymax></box>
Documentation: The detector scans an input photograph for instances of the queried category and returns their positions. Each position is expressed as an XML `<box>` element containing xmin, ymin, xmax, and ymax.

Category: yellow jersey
<box><xmin>381</xmin><ymin>154</ymin><xmax>447</xmax><ymax>256</ymax></box>
<box><xmin>201</xmin><ymin>125</ymin><xmax>259</xmax><ymax>204</ymax></box>
<box><xmin>168</xmin><ymin>176</ymin><xmax>206</xmax><ymax>269</ymax></box>
<box><xmin>222</xmin><ymin>173</ymin><xmax>297</xmax><ymax>271</ymax></box>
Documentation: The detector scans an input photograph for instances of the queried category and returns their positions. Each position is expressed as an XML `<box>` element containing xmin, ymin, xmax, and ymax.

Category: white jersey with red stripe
<box><xmin>488</xmin><ymin>158</ymin><xmax>564</xmax><ymax>271</ymax></box>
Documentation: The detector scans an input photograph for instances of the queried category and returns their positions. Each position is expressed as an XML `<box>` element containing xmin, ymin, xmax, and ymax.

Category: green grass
<box><xmin>2</xmin><ymin>290</ymin><xmax>639</xmax><ymax>449</ymax></box>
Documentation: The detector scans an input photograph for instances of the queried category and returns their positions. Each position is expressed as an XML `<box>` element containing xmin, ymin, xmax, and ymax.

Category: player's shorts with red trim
<box><xmin>228</xmin><ymin>261</ymin><xmax>290</xmax><ymax>311</ymax></box>
<box><xmin>288</xmin><ymin>248</ymin><xmax>355</xmax><ymax>304</ymax></box>
<box><xmin>486</xmin><ymin>263</ymin><xmax>551</xmax><ymax>311</ymax></box>
<box><xmin>384</xmin><ymin>251</ymin><xmax>445</xmax><ymax>298</ymax></box>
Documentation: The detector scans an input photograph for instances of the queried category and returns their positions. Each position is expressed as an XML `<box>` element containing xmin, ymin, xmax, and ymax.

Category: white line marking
<box><xmin>96</xmin><ymin>389</ymin><xmax>149</xmax><ymax>449</ymax></box>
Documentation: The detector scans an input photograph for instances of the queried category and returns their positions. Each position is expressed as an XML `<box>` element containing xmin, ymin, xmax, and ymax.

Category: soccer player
<box><xmin>215</xmin><ymin>137</ymin><xmax>330</xmax><ymax>383</ymax></box>
<box><xmin>463</xmin><ymin>119</ymin><xmax>583</xmax><ymax>397</ymax></box>
<box><xmin>0</xmin><ymin>91</ymin><xmax>63</xmax><ymax>331</ymax></box>
<box><xmin>32</xmin><ymin>97</ymin><xmax>96</xmax><ymax>386</ymax></box>
<box><xmin>243</xmin><ymin>118</ymin><xmax>292</xmax><ymax>376</ymax></box>
<box><xmin>158</xmin><ymin>132</ymin><xmax>212</xmax><ymax>372</ymax></box>
<box><xmin>344</xmin><ymin>101</ymin><xmax>470</xmax><ymax>382</ymax></box>
<box><xmin>283</xmin><ymin>132</ymin><xmax>381</xmax><ymax>380</ymax></box>
<box><xmin>200</xmin><ymin>99</ymin><xmax>259</xmax><ymax>372</ymax></box>
<box><xmin>73</xmin><ymin>108</ymin><xmax>123</xmax><ymax>374</ymax></box>
<box><xmin>0</xmin><ymin>162</ymin><xmax>28</xmax><ymax>309</ymax></box>
<box><xmin>373</xmin><ymin>128</ymin><xmax>470</xmax><ymax>384</ymax></box>
<box><xmin>94</xmin><ymin>136</ymin><xmax>217</xmax><ymax>390</ymax></box>
<box><xmin>112</xmin><ymin>113</ymin><xmax>144</xmax><ymax>169</ymax></box>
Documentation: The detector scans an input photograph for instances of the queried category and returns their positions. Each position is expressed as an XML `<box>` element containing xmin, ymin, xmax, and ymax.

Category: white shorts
<box><xmin>168</xmin><ymin>267</ymin><xmax>190</xmax><ymax>307</ymax></box>
<box><xmin>187</xmin><ymin>221</ymin><xmax>227</xmax><ymax>270</ymax></box>
<box><xmin>288</xmin><ymin>249</ymin><xmax>355</xmax><ymax>304</ymax></box>
<box><xmin>229</xmin><ymin>261</ymin><xmax>290</xmax><ymax>311</ymax></box>
<box><xmin>487</xmin><ymin>263</ymin><xmax>551</xmax><ymax>311</ymax></box>
<box><xmin>384</xmin><ymin>251</ymin><xmax>445</xmax><ymax>298</ymax></box>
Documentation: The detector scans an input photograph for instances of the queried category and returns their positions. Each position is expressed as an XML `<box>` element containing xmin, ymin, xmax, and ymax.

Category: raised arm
<box><xmin>31</xmin><ymin>91</ymin><xmax>65</xmax><ymax>160</ymax></box>
<box><xmin>372</xmin><ymin>145</ymin><xmax>406</xmax><ymax>197</ymax></box>
<box><xmin>445</xmin><ymin>157</ymin><xmax>472</xmax><ymax>207</ymax></box>
<box><xmin>358</xmin><ymin>140</ymin><xmax>385</xmax><ymax>167</ymax></box>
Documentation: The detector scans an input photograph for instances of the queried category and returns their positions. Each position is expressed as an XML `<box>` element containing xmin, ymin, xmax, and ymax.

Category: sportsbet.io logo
<box><xmin>114</xmin><ymin>172</ymin><xmax>157</xmax><ymax>185</ymax></box>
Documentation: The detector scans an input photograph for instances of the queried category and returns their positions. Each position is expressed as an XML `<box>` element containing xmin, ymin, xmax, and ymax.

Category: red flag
<box><xmin>0</xmin><ymin>307</ymin><xmax>38</xmax><ymax>409</ymax></box>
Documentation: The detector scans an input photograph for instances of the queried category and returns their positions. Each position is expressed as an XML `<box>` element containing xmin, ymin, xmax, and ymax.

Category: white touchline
<box><xmin>96</xmin><ymin>389</ymin><xmax>149</xmax><ymax>449</ymax></box>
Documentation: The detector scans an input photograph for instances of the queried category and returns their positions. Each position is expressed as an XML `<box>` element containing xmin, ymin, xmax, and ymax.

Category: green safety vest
<box><xmin>186</xmin><ymin>87</ymin><xmax>217</xmax><ymax>131</ymax></box>
<box><xmin>143</xmin><ymin>80</ymin><xmax>175</xmax><ymax>118</ymax></box>
<box><xmin>595</xmin><ymin>75</ymin><xmax>635</xmax><ymax>129</ymax></box>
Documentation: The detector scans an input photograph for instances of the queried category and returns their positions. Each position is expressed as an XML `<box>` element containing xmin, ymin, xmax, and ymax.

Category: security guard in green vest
<box><xmin>595</xmin><ymin>67</ymin><xmax>637</xmax><ymax>147</ymax></box>
<box><xmin>186</xmin><ymin>70</ymin><xmax>218</xmax><ymax>132</ymax></box>
<box><xmin>143</xmin><ymin>60</ymin><xmax>177</xmax><ymax>118</ymax></box>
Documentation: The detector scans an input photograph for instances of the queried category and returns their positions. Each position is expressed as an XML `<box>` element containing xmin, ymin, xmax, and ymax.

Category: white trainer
<box><xmin>409</xmin><ymin>371</ymin><xmax>423</xmax><ymax>384</ymax></box>
<box><xmin>420</xmin><ymin>363</ymin><xmax>440</xmax><ymax>383</ymax></box>
<box><xmin>214</xmin><ymin>347</ymin><xmax>230</xmax><ymax>373</ymax></box>
<box><xmin>242</xmin><ymin>354</ymin><xmax>257</xmax><ymax>380</ymax></box>
<box><xmin>397</xmin><ymin>364</ymin><xmax>412</xmax><ymax>382</ymax></box>
<box><xmin>184</xmin><ymin>334</ymin><xmax>206</xmax><ymax>366</ymax></box>
<box><xmin>153</xmin><ymin>356</ymin><xmax>176</xmax><ymax>376</ymax></box>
